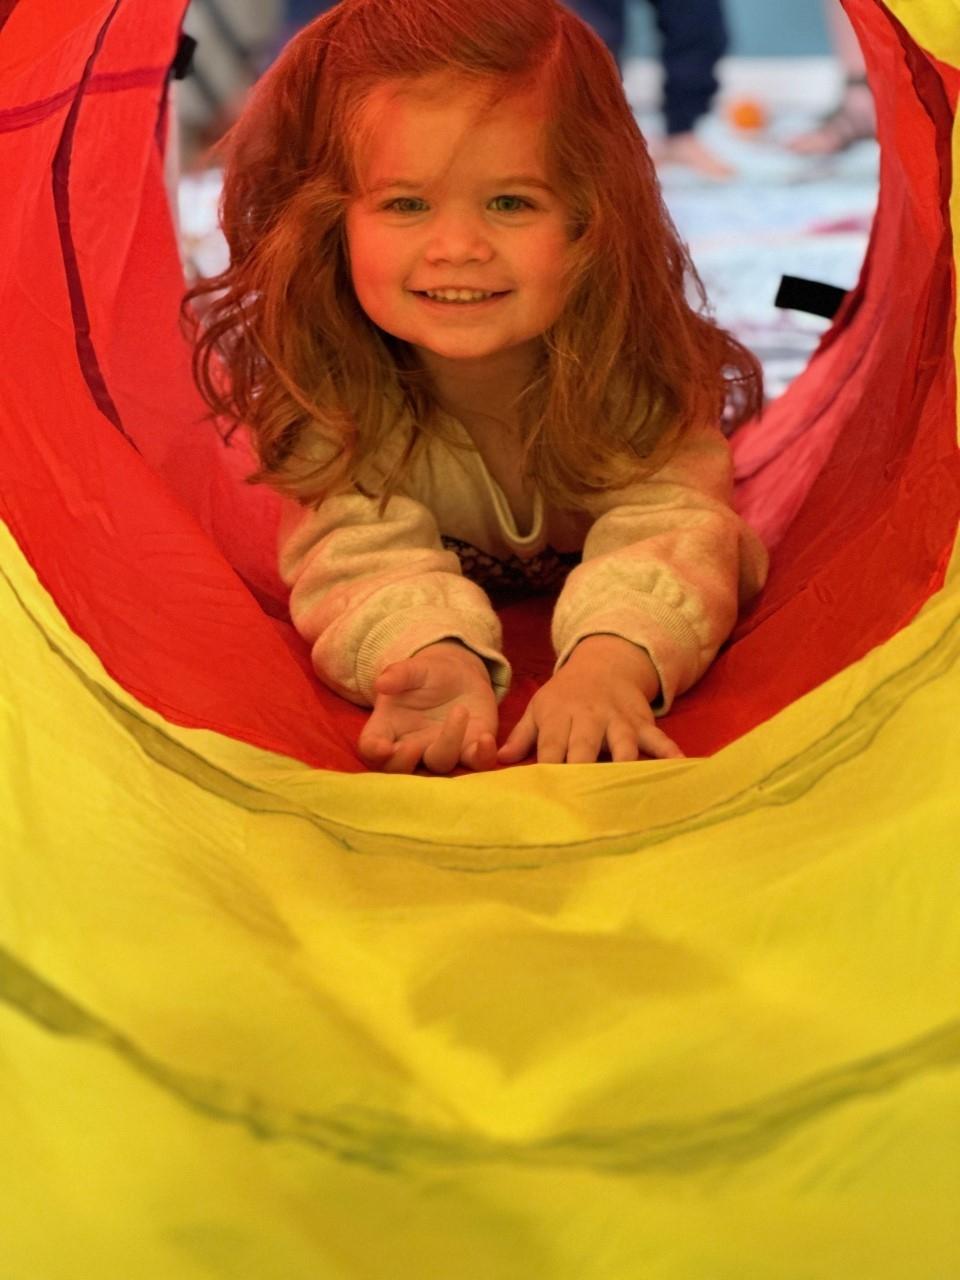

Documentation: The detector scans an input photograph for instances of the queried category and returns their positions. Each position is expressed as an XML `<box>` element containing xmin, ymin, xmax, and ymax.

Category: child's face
<box><xmin>345</xmin><ymin>77</ymin><xmax>572</xmax><ymax>418</ymax></box>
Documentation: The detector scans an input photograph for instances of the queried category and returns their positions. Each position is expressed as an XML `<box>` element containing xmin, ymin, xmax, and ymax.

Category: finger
<box><xmin>464</xmin><ymin>731</ymin><xmax>497</xmax><ymax>771</ymax></box>
<box><xmin>604</xmin><ymin>720</ymin><xmax>641</xmax><ymax>764</ymax></box>
<box><xmin>381</xmin><ymin>739</ymin><xmax>424</xmax><ymax>774</ymax></box>
<box><xmin>422</xmin><ymin>704</ymin><xmax>469</xmax><ymax>775</ymax></box>
<box><xmin>357</xmin><ymin>732</ymin><xmax>396</xmax><ymax>767</ymax></box>
<box><xmin>565</xmin><ymin>720</ymin><xmax>608</xmax><ymax>765</ymax></box>
<box><xmin>637</xmin><ymin>723</ymin><xmax>686</xmax><ymax>760</ymax></box>
<box><xmin>497</xmin><ymin>713</ymin><xmax>537</xmax><ymax>762</ymax></box>
<box><xmin>373</xmin><ymin>666</ymin><xmax>402</xmax><ymax>693</ymax></box>
<box><xmin>375</xmin><ymin>659</ymin><xmax>427</xmax><ymax>696</ymax></box>
<box><xmin>537</xmin><ymin>715</ymin><xmax>572</xmax><ymax>765</ymax></box>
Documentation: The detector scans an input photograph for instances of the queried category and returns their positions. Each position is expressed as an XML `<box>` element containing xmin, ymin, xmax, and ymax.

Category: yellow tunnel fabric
<box><xmin>1</xmin><ymin>1</ymin><xmax>958</xmax><ymax>1277</ymax></box>
<box><xmin>1</xmin><ymin>523</ymin><xmax>957</xmax><ymax>1277</ymax></box>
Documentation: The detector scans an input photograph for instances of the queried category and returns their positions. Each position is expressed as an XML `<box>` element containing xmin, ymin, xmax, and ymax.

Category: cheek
<box><xmin>365</xmin><ymin>244</ymin><xmax>404</xmax><ymax>292</ymax></box>
<box><xmin>529</xmin><ymin>249</ymin><xmax>569</xmax><ymax>297</ymax></box>
<box><xmin>528</xmin><ymin>234</ymin><xmax>570</xmax><ymax>278</ymax></box>
<box><xmin>344</xmin><ymin>221</ymin><xmax>390</xmax><ymax>282</ymax></box>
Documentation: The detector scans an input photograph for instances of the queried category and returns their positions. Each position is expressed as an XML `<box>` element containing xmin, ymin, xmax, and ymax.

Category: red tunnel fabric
<box><xmin>0</xmin><ymin>0</ymin><xmax>958</xmax><ymax>774</ymax></box>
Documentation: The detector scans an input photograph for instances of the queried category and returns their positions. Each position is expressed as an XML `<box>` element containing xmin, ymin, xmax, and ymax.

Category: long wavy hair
<box><xmin>183</xmin><ymin>0</ymin><xmax>763</xmax><ymax>518</ymax></box>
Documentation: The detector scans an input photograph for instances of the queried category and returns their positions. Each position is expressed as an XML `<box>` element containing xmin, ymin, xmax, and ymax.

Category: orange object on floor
<box><xmin>726</xmin><ymin>96</ymin><xmax>767</xmax><ymax>131</ymax></box>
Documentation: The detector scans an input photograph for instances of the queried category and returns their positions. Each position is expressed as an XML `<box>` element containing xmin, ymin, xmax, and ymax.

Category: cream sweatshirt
<box><xmin>277</xmin><ymin>404</ymin><xmax>770</xmax><ymax>716</ymax></box>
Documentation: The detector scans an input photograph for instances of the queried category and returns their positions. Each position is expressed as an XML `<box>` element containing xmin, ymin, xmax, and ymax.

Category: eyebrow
<box><xmin>368</xmin><ymin>175</ymin><xmax>555</xmax><ymax>194</ymax></box>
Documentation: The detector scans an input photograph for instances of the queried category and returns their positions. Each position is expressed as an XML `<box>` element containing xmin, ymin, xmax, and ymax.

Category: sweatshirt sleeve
<box><xmin>277</xmin><ymin>489</ymin><xmax>513</xmax><ymax>708</ymax></box>
<box><xmin>551</xmin><ymin>422</ymin><xmax>770</xmax><ymax>717</ymax></box>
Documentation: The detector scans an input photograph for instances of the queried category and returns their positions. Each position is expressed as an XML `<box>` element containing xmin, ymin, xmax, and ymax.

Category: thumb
<box><xmin>375</xmin><ymin>658</ymin><xmax>424</xmax><ymax>694</ymax></box>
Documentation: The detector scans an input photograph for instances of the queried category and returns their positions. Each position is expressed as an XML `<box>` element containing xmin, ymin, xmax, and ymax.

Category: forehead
<box><xmin>355</xmin><ymin>79</ymin><xmax>549</xmax><ymax>188</ymax></box>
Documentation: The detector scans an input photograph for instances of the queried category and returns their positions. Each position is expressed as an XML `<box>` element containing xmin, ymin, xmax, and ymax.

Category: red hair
<box><xmin>183</xmin><ymin>0</ymin><xmax>763</xmax><ymax>516</ymax></box>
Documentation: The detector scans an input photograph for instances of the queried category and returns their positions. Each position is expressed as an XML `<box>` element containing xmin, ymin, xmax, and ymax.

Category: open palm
<box><xmin>358</xmin><ymin>647</ymin><xmax>500</xmax><ymax>774</ymax></box>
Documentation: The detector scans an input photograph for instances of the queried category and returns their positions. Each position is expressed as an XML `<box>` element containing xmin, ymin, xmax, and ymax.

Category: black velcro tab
<box><xmin>775</xmin><ymin>275</ymin><xmax>848</xmax><ymax>319</ymax></box>
<box><xmin>172</xmin><ymin>32</ymin><xmax>198</xmax><ymax>81</ymax></box>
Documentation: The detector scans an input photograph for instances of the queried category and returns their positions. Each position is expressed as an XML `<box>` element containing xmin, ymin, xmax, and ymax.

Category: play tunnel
<box><xmin>0</xmin><ymin>0</ymin><xmax>958</xmax><ymax>1274</ymax></box>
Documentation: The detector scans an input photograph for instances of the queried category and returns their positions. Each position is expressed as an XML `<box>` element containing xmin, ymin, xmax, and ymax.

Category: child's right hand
<box><xmin>358</xmin><ymin>642</ymin><xmax>500</xmax><ymax>774</ymax></box>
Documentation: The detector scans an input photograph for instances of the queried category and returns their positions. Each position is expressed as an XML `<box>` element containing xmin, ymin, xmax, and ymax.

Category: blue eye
<box><xmin>382</xmin><ymin>195</ymin><xmax>535</xmax><ymax>214</ymax></box>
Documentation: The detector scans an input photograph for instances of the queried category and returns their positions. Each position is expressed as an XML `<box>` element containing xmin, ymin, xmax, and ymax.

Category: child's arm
<box><xmin>278</xmin><ymin>488</ymin><xmax>513</xmax><ymax>709</ymax></box>
<box><xmin>550</xmin><ymin>420</ymin><xmax>770</xmax><ymax>717</ymax></box>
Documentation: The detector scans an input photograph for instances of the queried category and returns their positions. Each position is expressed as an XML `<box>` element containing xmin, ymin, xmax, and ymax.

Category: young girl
<box><xmin>185</xmin><ymin>0</ymin><xmax>770</xmax><ymax>775</ymax></box>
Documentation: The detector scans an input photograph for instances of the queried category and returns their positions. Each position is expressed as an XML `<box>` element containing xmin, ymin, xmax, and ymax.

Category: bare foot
<box><xmin>652</xmin><ymin>131</ymin><xmax>737</xmax><ymax>180</ymax></box>
<box><xmin>786</xmin><ymin>82</ymin><xmax>876</xmax><ymax>155</ymax></box>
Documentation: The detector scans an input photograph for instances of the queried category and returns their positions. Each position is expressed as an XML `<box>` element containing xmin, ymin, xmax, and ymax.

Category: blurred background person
<box><xmin>176</xmin><ymin>0</ymin><xmax>283</xmax><ymax>170</ymax></box>
<box><xmin>785</xmin><ymin>0</ymin><xmax>875</xmax><ymax>153</ymax></box>
<box><xmin>249</xmin><ymin>0</ymin><xmax>736</xmax><ymax>178</ymax></box>
<box><xmin>574</xmin><ymin>0</ymin><xmax>735</xmax><ymax>178</ymax></box>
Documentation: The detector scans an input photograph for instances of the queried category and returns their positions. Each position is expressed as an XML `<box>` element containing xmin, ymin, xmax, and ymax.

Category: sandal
<box><xmin>786</xmin><ymin>75</ymin><xmax>876</xmax><ymax>155</ymax></box>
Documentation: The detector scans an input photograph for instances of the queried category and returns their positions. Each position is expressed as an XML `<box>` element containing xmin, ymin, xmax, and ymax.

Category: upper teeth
<box><xmin>425</xmin><ymin>289</ymin><xmax>496</xmax><ymax>301</ymax></box>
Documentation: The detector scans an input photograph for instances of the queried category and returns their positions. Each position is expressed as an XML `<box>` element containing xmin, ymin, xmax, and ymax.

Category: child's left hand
<box><xmin>497</xmin><ymin>635</ymin><xmax>686</xmax><ymax>765</ymax></box>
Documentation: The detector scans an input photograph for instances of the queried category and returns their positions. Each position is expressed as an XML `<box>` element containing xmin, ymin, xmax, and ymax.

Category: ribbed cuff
<box><xmin>356</xmin><ymin>608</ymin><xmax>513</xmax><ymax>705</ymax></box>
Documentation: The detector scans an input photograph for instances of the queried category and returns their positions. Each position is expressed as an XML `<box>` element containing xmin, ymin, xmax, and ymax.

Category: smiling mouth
<box><xmin>411</xmin><ymin>290</ymin><xmax>512</xmax><ymax>302</ymax></box>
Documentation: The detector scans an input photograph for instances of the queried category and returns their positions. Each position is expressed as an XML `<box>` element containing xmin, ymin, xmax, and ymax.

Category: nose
<box><xmin>423</xmin><ymin>208</ymin><xmax>501</xmax><ymax>251</ymax></box>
